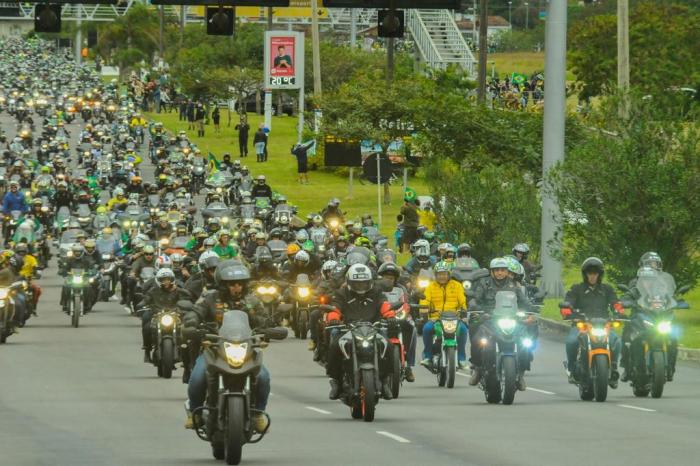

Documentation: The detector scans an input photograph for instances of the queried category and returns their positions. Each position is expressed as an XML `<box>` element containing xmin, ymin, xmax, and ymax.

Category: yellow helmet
<box><xmin>96</xmin><ymin>206</ymin><xmax>107</xmax><ymax>214</ymax></box>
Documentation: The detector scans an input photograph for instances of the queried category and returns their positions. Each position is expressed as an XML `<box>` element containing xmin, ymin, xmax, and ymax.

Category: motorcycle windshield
<box><xmin>140</xmin><ymin>267</ymin><xmax>155</xmax><ymax>280</ymax></box>
<box><xmin>60</xmin><ymin>229</ymin><xmax>83</xmax><ymax>245</ymax></box>
<box><xmin>76</xmin><ymin>204</ymin><xmax>91</xmax><ymax>217</ymax></box>
<box><xmin>148</xmin><ymin>195</ymin><xmax>160</xmax><ymax>206</ymax></box>
<box><xmin>15</xmin><ymin>223</ymin><xmax>35</xmax><ymax>241</ymax></box>
<box><xmin>454</xmin><ymin>257</ymin><xmax>479</xmax><ymax>271</ymax></box>
<box><xmin>219</xmin><ymin>310</ymin><xmax>252</xmax><ymax>342</ymax></box>
<box><xmin>240</xmin><ymin>205</ymin><xmax>255</xmax><ymax>218</ymax></box>
<box><xmin>255</xmin><ymin>197</ymin><xmax>270</xmax><ymax>209</ymax></box>
<box><xmin>172</xmin><ymin>236</ymin><xmax>189</xmax><ymax>248</ymax></box>
<box><xmin>636</xmin><ymin>271</ymin><xmax>676</xmax><ymax>312</ymax></box>
<box><xmin>492</xmin><ymin>291</ymin><xmax>519</xmax><ymax>318</ymax></box>
<box><xmin>207</xmin><ymin>172</ymin><xmax>232</xmax><ymax>187</ymax></box>
<box><xmin>96</xmin><ymin>239</ymin><xmax>113</xmax><ymax>255</ymax></box>
<box><xmin>267</xmin><ymin>240</ymin><xmax>287</xmax><ymax>255</ymax></box>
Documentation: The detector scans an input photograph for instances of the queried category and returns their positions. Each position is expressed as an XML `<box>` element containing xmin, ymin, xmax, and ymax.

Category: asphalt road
<box><xmin>1</xmin><ymin>113</ymin><xmax>699</xmax><ymax>466</ymax></box>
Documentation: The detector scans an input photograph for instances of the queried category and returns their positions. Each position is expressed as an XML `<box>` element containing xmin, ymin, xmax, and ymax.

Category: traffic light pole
<box><xmin>75</xmin><ymin>7</ymin><xmax>82</xmax><ymax>65</ymax></box>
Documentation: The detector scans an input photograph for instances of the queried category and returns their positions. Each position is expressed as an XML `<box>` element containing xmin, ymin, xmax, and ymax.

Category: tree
<box><xmin>424</xmin><ymin>160</ymin><xmax>541</xmax><ymax>265</ymax></box>
<box><xmin>228</xmin><ymin>67</ymin><xmax>263</xmax><ymax>126</ymax></box>
<box><xmin>569</xmin><ymin>2</ymin><xmax>700</xmax><ymax>100</ymax></box>
<box><xmin>548</xmin><ymin>92</ymin><xmax>700</xmax><ymax>285</ymax></box>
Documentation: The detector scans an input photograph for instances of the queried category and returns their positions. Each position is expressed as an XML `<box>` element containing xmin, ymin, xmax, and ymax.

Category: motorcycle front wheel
<box><xmin>71</xmin><ymin>292</ymin><xmax>81</xmax><ymax>328</ymax></box>
<box><xmin>389</xmin><ymin>344</ymin><xmax>402</xmax><ymax>399</ymax></box>
<box><xmin>501</xmin><ymin>356</ymin><xmax>517</xmax><ymax>405</ymax></box>
<box><xmin>651</xmin><ymin>351</ymin><xmax>666</xmax><ymax>399</ymax></box>
<box><xmin>445</xmin><ymin>346</ymin><xmax>456</xmax><ymax>389</ymax></box>
<box><xmin>224</xmin><ymin>396</ymin><xmax>246</xmax><ymax>465</ymax></box>
<box><xmin>593</xmin><ymin>354</ymin><xmax>609</xmax><ymax>402</ymax></box>
<box><xmin>160</xmin><ymin>338</ymin><xmax>175</xmax><ymax>379</ymax></box>
<box><xmin>360</xmin><ymin>369</ymin><xmax>376</xmax><ymax>422</ymax></box>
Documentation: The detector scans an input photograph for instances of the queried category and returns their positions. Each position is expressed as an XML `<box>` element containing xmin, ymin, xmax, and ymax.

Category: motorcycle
<box><xmin>290</xmin><ymin>274</ymin><xmax>313</xmax><ymax>339</ymax></box>
<box><xmin>326</xmin><ymin>317</ymin><xmax>390</xmax><ymax>422</ymax></box>
<box><xmin>149</xmin><ymin>303</ymin><xmax>188</xmax><ymax>379</ymax></box>
<box><xmin>0</xmin><ymin>281</ymin><xmax>26</xmax><ymax>343</ymax></box>
<box><xmin>65</xmin><ymin>268</ymin><xmax>93</xmax><ymax>328</ymax></box>
<box><xmin>254</xmin><ymin>279</ymin><xmax>283</xmax><ymax>325</ymax></box>
<box><xmin>474</xmin><ymin>291</ymin><xmax>536</xmax><ymax>405</ymax></box>
<box><xmin>96</xmin><ymin>238</ymin><xmax>118</xmax><ymax>301</ymax></box>
<box><xmin>560</xmin><ymin>303</ymin><xmax>621</xmax><ymax>402</ymax></box>
<box><xmin>618</xmin><ymin>271</ymin><xmax>690</xmax><ymax>398</ymax></box>
<box><xmin>192</xmin><ymin>311</ymin><xmax>287</xmax><ymax>465</ymax></box>
<box><xmin>423</xmin><ymin>310</ymin><xmax>463</xmax><ymax>389</ymax></box>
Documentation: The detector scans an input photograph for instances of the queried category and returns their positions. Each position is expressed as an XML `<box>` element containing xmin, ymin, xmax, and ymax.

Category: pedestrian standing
<box><xmin>398</xmin><ymin>196</ymin><xmax>419</xmax><ymax>253</ymax></box>
<box><xmin>186</xmin><ymin>100</ymin><xmax>195</xmax><ymax>130</ymax></box>
<box><xmin>195</xmin><ymin>103</ymin><xmax>206</xmax><ymax>137</ymax></box>
<box><xmin>235</xmin><ymin>119</ymin><xmax>250</xmax><ymax>157</ymax></box>
<box><xmin>253</xmin><ymin>124</ymin><xmax>267</xmax><ymax>162</ymax></box>
<box><xmin>212</xmin><ymin>105</ymin><xmax>220</xmax><ymax>134</ymax></box>
<box><xmin>292</xmin><ymin>140</ymin><xmax>314</xmax><ymax>184</ymax></box>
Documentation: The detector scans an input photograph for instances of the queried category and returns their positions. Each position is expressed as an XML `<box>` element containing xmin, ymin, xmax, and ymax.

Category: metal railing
<box><xmin>406</xmin><ymin>9</ymin><xmax>442</xmax><ymax>70</ymax></box>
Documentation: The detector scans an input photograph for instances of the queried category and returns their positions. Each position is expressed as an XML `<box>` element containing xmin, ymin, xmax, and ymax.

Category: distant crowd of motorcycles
<box><xmin>0</xmin><ymin>38</ymin><xmax>692</xmax><ymax>466</ymax></box>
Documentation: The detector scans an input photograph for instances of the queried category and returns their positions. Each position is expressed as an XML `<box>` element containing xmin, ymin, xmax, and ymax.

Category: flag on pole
<box><xmin>207</xmin><ymin>152</ymin><xmax>220</xmax><ymax>173</ymax></box>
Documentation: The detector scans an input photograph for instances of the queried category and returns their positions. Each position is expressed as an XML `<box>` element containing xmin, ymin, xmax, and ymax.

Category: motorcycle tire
<box><xmin>446</xmin><ymin>346</ymin><xmax>456</xmax><ymax>389</ymax></box>
<box><xmin>351</xmin><ymin>405</ymin><xmax>363</xmax><ymax>419</ymax></box>
<box><xmin>437</xmin><ymin>360</ymin><xmax>447</xmax><ymax>387</ymax></box>
<box><xmin>160</xmin><ymin>339</ymin><xmax>175</xmax><ymax>379</ymax></box>
<box><xmin>360</xmin><ymin>369</ymin><xmax>376</xmax><ymax>422</ymax></box>
<box><xmin>72</xmin><ymin>293</ymin><xmax>81</xmax><ymax>328</ymax></box>
<box><xmin>389</xmin><ymin>344</ymin><xmax>402</xmax><ymax>399</ymax></box>
<box><xmin>485</xmin><ymin>372</ymin><xmax>502</xmax><ymax>404</ymax></box>
<box><xmin>224</xmin><ymin>396</ymin><xmax>246</xmax><ymax>465</ymax></box>
<box><xmin>297</xmin><ymin>311</ymin><xmax>308</xmax><ymax>340</ymax></box>
<box><xmin>593</xmin><ymin>354</ymin><xmax>609</xmax><ymax>402</ymax></box>
<box><xmin>212</xmin><ymin>441</ymin><xmax>225</xmax><ymax>460</ymax></box>
<box><xmin>501</xmin><ymin>356</ymin><xmax>517</xmax><ymax>405</ymax></box>
<box><xmin>651</xmin><ymin>351</ymin><xmax>666</xmax><ymax>399</ymax></box>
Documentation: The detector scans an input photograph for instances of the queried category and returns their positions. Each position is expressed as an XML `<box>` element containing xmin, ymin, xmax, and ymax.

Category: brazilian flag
<box><xmin>511</xmin><ymin>72</ymin><xmax>527</xmax><ymax>86</ymax></box>
<box><xmin>207</xmin><ymin>152</ymin><xmax>220</xmax><ymax>173</ymax></box>
<box><xmin>404</xmin><ymin>187</ymin><xmax>417</xmax><ymax>203</ymax></box>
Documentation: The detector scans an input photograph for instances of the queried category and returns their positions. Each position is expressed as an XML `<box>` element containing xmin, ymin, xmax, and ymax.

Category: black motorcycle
<box><xmin>191</xmin><ymin>311</ymin><xmax>286</xmax><ymax>465</ymax></box>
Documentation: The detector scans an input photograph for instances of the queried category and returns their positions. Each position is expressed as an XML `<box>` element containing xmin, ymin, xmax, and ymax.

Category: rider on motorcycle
<box><xmin>107</xmin><ymin>187</ymin><xmax>128</xmax><ymax>211</ymax></box>
<box><xmin>250</xmin><ymin>175</ymin><xmax>272</xmax><ymax>199</ymax></box>
<box><xmin>59</xmin><ymin>244</ymin><xmax>99</xmax><ymax>314</ymax></box>
<box><xmin>325</xmin><ymin>263</ymin><xmax>396</xmax><ymax>401</ymax></box>
<box><xmin>404</xmin><ymin>239</ymin><xmax>437</xmax><ymax>276</ymax></box>
<box><xmin>184</xmin><ymin>251</ymin><xmax>220</xmax><ymax>300</ymax></box>
<box><xmin>212</xmin><ymin>230</ymin><xmax>238</xmax><ymax>260</ymax></box>
<box><xmin>2</xmin><ymin>181</ymin><xmax>29</xmax><ymax>215</ymax></box>
<box><xmin>183</xmin><ymin>261</ymin><xmax>271</xmax><ymax>433</ymax></box>
<box><xmin>560</xmin><ymin>257</ymin><xmax>625</xmax><ymax>387</ymax></box>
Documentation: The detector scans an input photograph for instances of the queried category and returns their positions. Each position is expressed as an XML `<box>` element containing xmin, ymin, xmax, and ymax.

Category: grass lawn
<box><xmin>490</xmin><ymin>51</ymin><xmax>576</xmax><ymax>82</ymax></box>
<box><xmin>145</xmin><ymin>110</ymin><xmax>429</xmax><ymax>240</ymax></box>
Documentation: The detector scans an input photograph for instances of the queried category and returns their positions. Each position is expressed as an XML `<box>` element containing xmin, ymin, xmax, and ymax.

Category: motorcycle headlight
<box><xmin>102</xmin><ymin>254</ymin><xmax>111</xmax><ymax>260</ymax></box>
<box><xmin>0</xmin><ymin>288</ymin><xmax>8</xmax><ymax>299</ymax></box>
<box><xmin>72</xmin><ymin>275</ymin><xmax>83</xmax><ymax>284</ymax></box>
<box><xmin>160</xmin><ymin>314</ymin><xmax>175</xmax><ymax>327</ymax></box>
<box><xmin>159</xmin><ymin>238</ymin><xmax>169</xmax><ymax>247</ymax></box>
<box><xmin>66</xmin><ymin>250</ymin><xmax>74</xmax><ymax>257</ymax></box>
<box><xmin>41</xmin><ymin>206</ymin><xmax>49</xmax><ymax>212</ymax></box>
<box><xmin>123</xmin><ymin>221</ymin><xmax>130</xmax><ymax>227</ymax></box>
<box><xmin>417</xmin><ymin>279</ymin><xmax>430</xmax><ymax>289</ymax></box>
<box><xmin>462</xmin><ymin>280</ymin><xmax>472</xmax><ymax>290</ymax></box>
<box><xmin>216</xmin><ymin>187</ymin><xmax>222</xmax><ymax>193</ymax></box>
<box><xmin>591</xmin><ymin>327</ymin><xmax>608</xmax><ymax>337</ymax></box>
<box><xmin>329</xmin><ymin>219</ymin><xmax>339</xmax><ymax>228</ymax></box>
<box><xmin>224</xmin><ymin>342</ymin><xmax>248</xmax><ymax>368</ymax></box>
<box><xmin>297</xmin><ymin>287</ymin><xmax>310</xmax><ymax>298</ymax></box>
<box><xmin>497</xmin><ymin>318</ymin><xmax>516</xmax><ymax>332</ymax></box>
<box><xmin>657</xmin><ymin>321</ymin><xmax>672</xmax><ymax>335</ymax></box>
<box><xmin>221</xmin><ymin>217</ymin><xmax>229</xmax><ymax>223</ymax></box>
<box><xmin>521</xmin><ymin>337</ymin><xmax>533</xmax><ymax>348</ymax></box>
<box><xmin>395</xmin><ymin>309</ymin><xmax>406</xmax><ymax>320</ymax></box>
<box><xmin>442</xmin><ymin>320</ymin><xmax>458</xmax><ymax>333</ymax></box>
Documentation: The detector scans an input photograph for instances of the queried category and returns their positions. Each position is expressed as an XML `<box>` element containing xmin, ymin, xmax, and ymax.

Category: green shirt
<box><xmin>213</xmin><ymin>244</ymin><xmax>238</xmax><ymax>260</ymax></box>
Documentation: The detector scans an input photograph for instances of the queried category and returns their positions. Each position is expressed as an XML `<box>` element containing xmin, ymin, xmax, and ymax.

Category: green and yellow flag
<box><xmin>207</xmin><ymin>152</ymin><xmax>220</xmax><ymax>173</ymax></box>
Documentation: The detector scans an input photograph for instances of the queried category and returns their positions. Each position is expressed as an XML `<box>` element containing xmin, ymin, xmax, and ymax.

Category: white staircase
<box><xmin>406</xmin><ymin>9</ymin><xmax>475</xmax><ymax>74</ymax></box>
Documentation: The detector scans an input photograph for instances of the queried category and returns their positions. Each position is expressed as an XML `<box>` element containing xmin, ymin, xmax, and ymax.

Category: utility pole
<box><xmin>311</xmin><ymin>0</ymin><xmax>322</xmax><ymax>95</ymax></box>
<box><xmin>350</xmin><ymin>8</ymin><xmax>357</xmax><ymax>48</ymax></box>
<box><xmin>617</xmin><ymin>0</ymin><xmax>630</xmax><ymax>117</ymax></box>
<box><xmin>540</xmin><ymin>0</ymin><xmax>567</xmax><ymax>298</ymax></box>
<box><xmin>477</xmin><ymin>0</ymin><xmax>488</xmax><ymax>103</ymax></box>
<box><xmin>159</xmin><ymin>5</ymin><xmax>164</xmax><ymax>58</ymax></box>
<box><xmin>75</xmin><ymin>6</ymin><xmax>82</xmax><ymax>65</ymax></box>
<box><xmin>525</xmin><ymin>2</ymin><xmax>529</xmax><ymax>29</ymax></box>
<box><xmin>179</xmin><ymin>5</ymin><xmax>185</xmax><ymax>48</ymax></box>
<box><xmin>264</xmin><ymin>8</ymin><xmax>273</xmax><ymax>132</ymax></box>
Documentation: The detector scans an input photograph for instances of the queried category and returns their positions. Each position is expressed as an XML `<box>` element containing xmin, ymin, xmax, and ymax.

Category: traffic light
<box><xmin>151</xmin><ymin>1</ymin><xmax>289</xmax><ymax>5</ymax></box>
<box><xmin>378</xmin><ymin>9</ymin><xmax>404</xmax><ymax>38</ymax></box>
<box><xmin>206</xmin><ymin>6</ymin><xmax>234</xmax><ymax>36</ymax></box>
<box><xmin>35</xmin><ymin>4</ymin><xmax>61</xmax><ymax>33</ymax></box>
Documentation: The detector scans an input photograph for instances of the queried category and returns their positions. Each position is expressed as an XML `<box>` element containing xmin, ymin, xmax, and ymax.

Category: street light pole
<box><xmin>508</xmin><ymin>1</ymin><xmax>512</xmax><ymax>26</ymax></box>
<box><xmin>525</xmin><ymin>2</ymin><xmax>529</xmax><ymax>29</ymax></box>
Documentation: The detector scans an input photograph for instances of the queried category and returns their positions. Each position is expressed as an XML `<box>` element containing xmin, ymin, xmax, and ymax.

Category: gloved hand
<box><xmin>560</xmin><ymin>307</ymin><xmax>573</xmax><ymax>319</ymax></box>
<box><xmin>613</xmin><ymin>302</ymin><xmax>625</xmax><ymax>316</ymax></box>
<box><xmin>328</xmin><ymin>319</ymin><xmax>341</xmax><ymax>326</ymax></box>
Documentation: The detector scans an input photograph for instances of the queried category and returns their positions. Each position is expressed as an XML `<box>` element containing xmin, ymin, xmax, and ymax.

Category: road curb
<box><xmin>538</xmin><ymin>317</ymin><xmax>700</xmax><ymax>362</ymax></box>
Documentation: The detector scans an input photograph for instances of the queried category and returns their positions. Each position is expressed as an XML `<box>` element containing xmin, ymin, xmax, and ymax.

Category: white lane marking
<box><xmin>305</xmin><ymin>406</ymin><xmax>331</xmax><ymax>415</ymax></box>
<box><xmin>376</xmin><ymin>431</ymin><xmax>411</xmax><ymax>443</ymax></box>
<box><xmin>456</xmin><ymin>372</ymin><xmax>470</xmax><ymax>378</ymax></box>
<box><xmin>526</xmin><ymin>387</ymin><xmax>556</xmax><ymax>395</ymax></box>
<box><xmin>617</xmin><ymin>404</ymin><xmax>656</xmax><ymax>413</ymax></box>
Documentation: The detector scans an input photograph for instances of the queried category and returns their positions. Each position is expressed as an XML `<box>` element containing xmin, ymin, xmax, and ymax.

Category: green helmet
<box><xmin>505</xmin><ymin>256</ymin><xmax>521</xmax><ymax>275</ymax></box>
<box><xmin>302</xmin><ymin>239</ymin><xmax>315</xmax><ymax>253</ymax></box>
<box><xmin>433</xmin><ymin>260</ymin><xmax>451</xmax><ymax>274</ymax></box>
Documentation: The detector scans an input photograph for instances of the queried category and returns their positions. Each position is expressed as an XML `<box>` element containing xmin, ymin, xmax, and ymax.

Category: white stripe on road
<box><xmin>617</xmin><ymin>404</ymin><xmax>656</xmax><ymax>413</ymax></box>
<box><xmin>526</xmin><ymin>387</ymin><xmax>556</xmax><ymax>395</ymax></box>
<box><xmin>376</xmin><ymin>431</ymin><xmax>411</xmax><ymax>443</ymax></box>
<box><xmin>305</xmin><ymin>406</ymin><xmax>331</xmax><ymax>415</ymax></box>
<box><xmin>456</xmin><ymin>372</ymin><xmax>470</xmax><ymax>378</ymax></box>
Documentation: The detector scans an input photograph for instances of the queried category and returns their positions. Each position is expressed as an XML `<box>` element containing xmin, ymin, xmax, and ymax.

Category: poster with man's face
<box><xmin>270</xmin><ymin>36</ymin><xmax>295</xmax><ymax>77</ymax></box>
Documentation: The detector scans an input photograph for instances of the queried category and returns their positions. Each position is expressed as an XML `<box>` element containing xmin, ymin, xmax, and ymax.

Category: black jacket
<box><xmin>140</xmin><ymin>285</ymin><xmax>192</xmax><ymax>312</ymax></box>
<box><xmin>331</xmin><ymin>285</ymin><xmax>389</xmax><ymax>323</ymax></box>
<box><xmin>186</xmin><ymin>289</ymin><xmax>265</xmax><ymax>329</ymax></box>
<box><xmin>184</xmin><ymin>271</ymin><xmax>217</xmax><ymax>301</ymax></box>
<box><xmin>564</xmin><ymin>282</ymin><xmax>619</xmax><ymax>319</ymax></box>
<box><xmin>471</xmin><ymin>276</ymin><xmax>534</xmax><ymax>314</ymax></box>
<box><xmin>251</xmin><ymin>184</ymin><xmax>272</xmax><ymax>198</ymax></box>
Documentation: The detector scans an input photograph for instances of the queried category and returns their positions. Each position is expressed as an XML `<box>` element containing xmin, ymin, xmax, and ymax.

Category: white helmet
<box><xmin>155</xmin><ymin>268</ymin><xmax>175</xmax><ymax>288</ymax></box>
<box><xmin>198</xmin><ymin>250</ymin><xmax>219</xmax><ymax>266</ymax></box>
<box><xmin>294</xmin><ymin>250</ymin><xmax>310</xmax><ymax>264</ymax></box>
<box><xmin>346</xmin><ymin>263</ymin><xmax>373</xmax><ymax>295</ymax></box>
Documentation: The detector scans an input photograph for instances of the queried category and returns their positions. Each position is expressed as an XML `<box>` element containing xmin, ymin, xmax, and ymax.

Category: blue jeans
<box><xmin>188</xmin><ymin>354</ymin><xmax>271</xmax><ymax>411</ymax></box>
<box><xmin>565</xmin><ymin>327</ymin><xmax>621</xmax><ymax>372</ymax></box>
<box><xmin>254</xmin><ymin>142</ymin><xmax>265</xmax><ymax>155</ymax></box>
<box><xmin>422</xmin><ymin>319</ymin><xmax>468</xmax><ymax>362</ymax></box>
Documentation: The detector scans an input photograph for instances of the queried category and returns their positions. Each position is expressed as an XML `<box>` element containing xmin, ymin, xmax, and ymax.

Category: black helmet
<box><xmin>215</xmin><ymin>259</ymin><xmax>251</xmax><ymax>286</ymax></box>
<box><xmin>457</xmin><ymin>243</ymin><xmax>472</xmax><ymax>257</ymax></box>
<box><xmin>581</xmin><ymin>257</ymin><xmax>604</xmax><ymax>282</ymax></box>
<box><xmin>512</xmin><ymin>243</ymin><xmax>530</xmax><ymax>258</ymax></box>
<box><xmin>377</xmin><ymin>261</ymin><xmax>401</xmax><ymax>278</ymax></box>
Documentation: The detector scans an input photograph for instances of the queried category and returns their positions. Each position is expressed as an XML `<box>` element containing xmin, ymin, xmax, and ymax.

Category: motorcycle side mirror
<box><xmin>675</xmin><ymin>301</ymin><xmax>690</xmax><ymax>310</ymax></box>
<box><xmin>558</xmin><ymin>301</ymin><xmax>572</xmax><ymax>309</ymax></box>
<box><xmin>616</xmin><ymin>284</ymin><xmax>631</xmax><ymax>293</ymax></box>
<box><xmin>264</xmin><ymin>327</ymin><xmax>288</xmax><ymax>341</ymax></box>
<box><xmin>676</xmin><ymin>285</ymin><xmax>691</xmax><ymax>295</ymax></box>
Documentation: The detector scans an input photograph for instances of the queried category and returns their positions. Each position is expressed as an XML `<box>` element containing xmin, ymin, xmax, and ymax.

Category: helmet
<box><xmin>581</xmin><ymin>257</ymin><xmax>604</xmax><ymax>280</ymax></box>
<box><xmin>15</xmin><ymin>243</ymin><xmax>28</xmax><ymax>254</ymax></box>
<box><xmin>329</xmin><ymin>198</ymin><xmax>340</xmax><ymax>207</ymax></box>
<box><xmin>354</xmin><ymin>236</ymin><xmax>371</xmax><ymax>248</ymax></box>
<box><xmin>505</xmin><ymin>256</ymin><xmax>521</xmax><ymax>275</ymax></box>
<box><xmin>257</xmin><ymin>175</ymin><xmax>266</xmax><ymax>184</ymax></box>
<box><xmin>218</xmin><ymin>229</ymin><xmax>231</xmax><ymax>238</ymax></box>
<box><xmin>143</xmin><ymin>245</ymin><xmax>155</xmax><ymax>255</ymax></box>
<box><xmin>208</xmin><ymin>217</ymin><xmax>220</xmax><ymax>226</ymax></box>
<box><xmin>102</xmin><ymin>227</ymin><xmax>113</xmax><ymax>235</ymax></box>
<box><xmin>155</xmin><ymin>268</ymin><xmax>176</xmax><ymax>288</ymax></box>
<box><xmin>202</xmin><ymin>254</ymin><xmax>221</xmax><ymax>271</ymax></box>
<box><xmin>215</xmin><ymin>260</ymin><xmax>251</xmax><ymax>286</ymax></box>
<box><xmin>512</xmin><ymin>243</ymin><xmax>530</xmax><ymax>257</ymax></box>
<box><xmin>203</xmin><ymin>237</ymin><xmax>216</xmax><ymax>247</ymax></box>
<box><xmin>156</xmin><ymin>255</ymin><xmax>172</xmax><ymax>270</ymax></box>
<box><xmin>286</xmin><ymin>243</ymin><xmax>301</xmax><ymax>256</ymax></box>
<box><xmin>255</xmin><ymin>232</ymin><xmax>267</xmax><ymax>241</ymax></box>
<box><xmin>71</xmin><ymin>244</ymin><xmax>84</xmax><ymax>258</ymax></box>
<box><xmin>412</xmin><ymin>239</ymin><xmax>430</xmax><ymax>258</ymax></box>
<box><xmin>131</xmin><ymin>176</ymin><xmax>142</xmax><ymax>184</ymax></box>
<box><xmin>639</xmin><ymin>252</ymin><xmax>662</xmax><ymax>270</ymax></box>
<box><xmin>377</xmin><ymin>261</ymin><xmax>401</xmax><ymax>278</ymax></box>
<box><xmin>302</xmin><ymin>240</ymin><xmax>315</xmax><ymax>253</ymax></box>
<box><xmin>457</xmin><ymin>243</ymin><xmax>472</xmax><ymax>257</ymax></box>
<box><xmin>322</xmin><ymin>259</ymin><xmax>338</xmax><ymax>275</ymax></box>
<box><xmin>198</xmin><ymin>250</ymin><xmax>220</xmax><ymax>267</ymax></box>
<box><xmin>312</xmin><ymin>214</ymin><xmax>323</xmax><ymax>226</ymax></box>
<box><xmin>346</xmin><ymin>263</ymin><xmax>373</xmax><ymax>295</ymax></box>
<box><xmin>85</xmin><ymin>238</ymin><xmax>96</xmax><ymax>251</ymax></box>
<box><xmin>295</xmin><ymin>230</ymin><xmax>309</xmax><ymax>242</ymax></box>
<box><xmin>41</xmin><ymin>165</ymin><xmax>51</xmax><ymax>173</ymax></box>
<box><xmin>171</xmin><ymin>253</ymin><xmax>184</xmax><ymax>265</ymax></box>
<box><xmin>489</xmin><ymin>257</ymin><xmax>509</xmax><ymax>270</ymax></box>
<box><xmin>434</xmin><ymin>260</ymin><xmax>451</xmax><ymax>274</ymax></box>
<box><xmin>114</xmin><ymin>187</ymin><xmax>124</xmax><ymax>196</ymax></box>
<box><xmin>294</xmin><ymin>250</ymin><xmax>310</xmax><ymax>264</ymax></box>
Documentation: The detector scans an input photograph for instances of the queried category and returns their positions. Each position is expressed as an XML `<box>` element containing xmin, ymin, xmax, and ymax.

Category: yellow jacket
<box><xmin>418</xmin><ymin>209</ymin><xmax>437</xmax><ymax>231</ymax></box>
<box><xmin>107</xmin><ymin>197</ymin><xmax>127</xmax><ymax>211</ymax></box>
<box><xmin>420</xmin><ymin>279</ymin><xmax>466</xmax><ymax>320</ymax></box>
<box><xmin>20</xmin><ymin>254</ymin><xmax>38</xmax><ymax>279</ymax></box>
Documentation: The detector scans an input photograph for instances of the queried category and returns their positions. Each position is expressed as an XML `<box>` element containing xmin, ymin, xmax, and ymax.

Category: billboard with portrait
<box><xmin>265</xmin><ymin>31</ymin><xmax>304</xmax><ymax>89</ymax></box>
